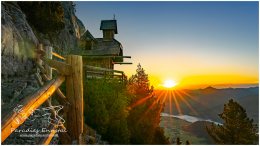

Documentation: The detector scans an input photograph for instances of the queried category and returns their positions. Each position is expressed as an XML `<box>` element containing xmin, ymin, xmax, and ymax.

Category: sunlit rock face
<box><xmin>46</xmin><ymin>1</ymin><xmax>86</xmax><ymax>54</ymax></box>
<box><xmin>1</xmin><ymin>1</ymin><xmax>86</xmax><ymax>104</ymax></box>
<box><xmin>1</xmin><ymin>2</ymin><xmax>86</xmax><ymax>144</ymax></box>
<box><xmin>16</xmin><ymin>1</ymin><xmax>86</xmax><ymax>55</ymax></box>
<box><xmin>1</xmin><ymin>2</ymin><xmax>38</xmax><ymax>77</ymax></box>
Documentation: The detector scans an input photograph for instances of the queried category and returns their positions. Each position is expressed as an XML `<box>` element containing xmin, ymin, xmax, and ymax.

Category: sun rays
<box><xmin>128</xmin><ymin>88</ymin><xmax>208</xmax><ymax>121</ymax></box>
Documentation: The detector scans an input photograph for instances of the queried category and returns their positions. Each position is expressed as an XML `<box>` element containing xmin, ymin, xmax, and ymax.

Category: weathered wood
<box><xmin>84</xmin><ymin>65</ymin><xmax>123</xmax><ymax>73</ymax></box>
<box><xmin>112</xmin><ymin>62</ymin><xmax>133</xmax><ymax>64</ymax></box>
<box><xmin>66</xmin><ymin>55</ymin><xmax>83</xmax><ymax>142</ymax></box>
<box><xmin>45</xmin><ymin>46</ymin><xmax>53</xmax><ymax>79</ymax></box>
<box><xmin>35</xmin><ymin>73</ymin><xmax>44</xmax><ymax>86</ymax></box>
<box><xmin>85</xmin><ymin>71</ymin><xmax>105</xmax><ymax>75</ymax></box>
<box><xmin>39</xmin><ymin>122</ymin><xmax>58</xmax><ymax>145</ymax></box>
<box><xmin>42</xmin><ymin>57</ymin><xmax>72</xmax><ymax>75</ymax></box>
<box><xmin>41</xmin><ymin>72</ymin><xmax>70</xmax><ymax>111</ymax></box>
<box><xmin>36</xmin><ymin>44</ymin><xmax>44</xmax><ymax>64</ymax></box>
<box><xmin>52</xmin><ymin>52</ymin><xmax>66</xmax><ymax>60</ymax></box>
<box><xmin>83</xmin><ymin>55</ymin><xmax>131</xmax><ymax>58</ymax></box>
<box><xmin>44</xmin><ymin>46</ymin><xmax>54</xmax><ymax>120</ymax></box>
<box><xmin>58</xmin><ymin>128</ymin><xmax>72</xmax><ymax>144</ymax></box>
<box><xmin>38</xmin><ymin>120</ymin><xmax>68</xmax><ymax>145</ymax></box>
<box><xmin>41</xmin><ymin>73</ymin><xmax>51</xmax><ymax>81</ymax></box>
<box><xmin>1</xmin><ymin>76</ymin><xmax>65</xmax><ymax>142</ymax></box>
<box><xmin>36</xmin><ymin>62</ymin><xmax>47</xmax><ymax>74</ymax></box>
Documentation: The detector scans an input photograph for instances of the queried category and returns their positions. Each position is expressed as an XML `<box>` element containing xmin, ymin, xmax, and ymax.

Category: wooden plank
<box><xmin>44</xmin><ymin>46</ymin><xmax>53</xmax><ymax>119</ymax></box>
<box><xmin>39</xmin><ymin>120</ymin><xmax>69</xmax><ymax>145</ymax></box>
<box><xmin>66</xmin><ymin>55</ymin><xmax>83</xmax><ymax>142</ymax></box>
<box><xmin>58</xmin><ymin>129</ymin><xmax>72</xmax><ymax>144</ymax></box>
<box><xmin>36</xmin><ymin>44</ymin><xmax>44</xmax><ymax>64</ymax></box>
<box><xmin>84</xmin><ymin>65</ymin><xmax>123</xmax><ymax>73</ymax></box>
<box><xmin>1</xmin><ymin>76</ymin><xmax>65</xmax><ymax>142</ymax></box>
<box><xmin>35</xmin><ymin>73</ymin><xmax>68</xmax><ymax>125</ymax></box>
<box><xmin>52</xmin><ymin>52</ymin><xmax>66</xmax><ymax>60</ymax></box>
<box><xmin>36</xmin><ymin>62</ymin><xmax>47</xmax><ymax>74</ymax></box>
<box><xmin>39</xmin><ymin>122</ymin><xmax>58</xmax><ymax>145</ymax></box>
<box><xmin>45</xmin><ymin>46</ymin><xmax>52</xmax><ymax>79</ymax></box>
<box><xmin>82</xmin><ymin>55</ymin><xmax>131</xmax><ymax>58</ymax></box>
<box><xmin>42</xmin><ymin>57</ymin><xmax>71</xmax><ymax>75</ymax></box>
<box><xmin>40</xmin><ymin>72</ymin><xmax>70</xmax><ymax>111</ymax></box>
<box><xmin>85</xmin><ymin>71</ymin><xmax>105</xmax><ymax>75</ymax></box>
<box><xmin>112</xmin><ymin>62</ymin><xmax>133</xmax><ymax>65</ymax></box>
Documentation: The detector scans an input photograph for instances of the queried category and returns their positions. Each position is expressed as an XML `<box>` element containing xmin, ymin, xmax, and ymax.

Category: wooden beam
<box><xmin>40</xmin><ymin>72</ymin><xmax>70</xmax><ymax>111</ymax></box>
<box><xmin>112</xmin><ymin>62</ymin><xmax>133</xmax><ymax>65</ymax></box>
<box><xmin>42</xmin><ymin>57</ymin><xmax>71</xmax><ymax>75</ymax></box>
<box><xmin>82</xmin><ymin>55</ymin><xmax>131</xmax><ymax>58</ymax></box>
<box><xmin>1</xmin><ymin>76</ymin><xmax>65</xmax><ymax>143</ymax></box>
<box><xmin>52</xmin><ymin>52</ymin><xmax>66</xmax><ymax>60</ymax></box>
<box><xmin>36</xmin><ymin>62</ymin><xmax>47</xmax><ymax>74</ymax></box>
<box><xmin>66</xmin><ymin>55</ymin><xmax>83</xmax><ymax>142</ymax></box>
<box><xmin>84</xmin><ymin>65</ymin><xmax>123</xmax><ymax>73</ymax></box>
<box><xmin>85</xmin><ymin>71</ymin><xmax>105</xmax><ymax>75</ymax></box>
<box><xmin>44</xmin><ymin>46</ymin><xmax>52</xmax><ymax>79</ymax></box>
<box><xmin>39</xmin><ymin>121</ymin><xmax>59</xmax><ymax>145</ymax></box>
<box><xmin>38</xmin><ymin>120</ymin><xmax>69</xmax><ymax>145</ymax></box>
<box><xmin>58</xmin><ymin>129</ymin><xmax>72</xmax><ymax>144</ymax></box>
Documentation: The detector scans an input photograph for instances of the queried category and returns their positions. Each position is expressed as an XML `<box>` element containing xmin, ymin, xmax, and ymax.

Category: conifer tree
<box><xmin>207</xmin><ymin>99</ymin><xmax>258</xmax><ymax>144</ymax></box>
<box><xmin>127</xmin><ymin>63</ymin><xmax>169</xmax><ymax>144</ymax></box>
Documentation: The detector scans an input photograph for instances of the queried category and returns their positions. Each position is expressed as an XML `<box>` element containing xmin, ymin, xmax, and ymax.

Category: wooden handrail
<box><xmin>84</xmin><ymin>65</ymin><xmax>124</xmax><ymax>73</ymax></box>
<box><xmin>82</xmin><ymin>55</ymin><xmax>131</xmax><ymax>58</ymax></box>
<box><xmin>1</xmin><ymin>76</ymin><xmax>65</xmax><ymax>142</ymax></box>
<box><xmin>39</xmin><ymin>121</ymin><xmax>59</xmax><ymax>145</ymax></box>
<box><xmin>112</xmin><ymin>62</ymin><xmax>132</xmax><ymax>65</ymax></box>
<box><xmin>52</xmin><ymin>52</ymin><xmax>66</xmax><ymax>60</ymax></box>
<box><xmin>42</xmin><ymin>57</ymin><xmax>71</xmax><ymax>75</ymax></box>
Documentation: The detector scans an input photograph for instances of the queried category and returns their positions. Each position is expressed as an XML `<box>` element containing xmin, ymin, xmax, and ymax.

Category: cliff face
<box><xmin>1</xmin><ymin>0</ymin><xmax>85</xmax><ymax>124</ymax></box>
<box><xmin>1</xmin><ymin>1</ymin><xmax>86</xmax><ymax>144</ymax></box>
<box><xmin>1</xmin><ymin>2</ymin><xmax>40</xmax><ymax>109</ymax></box>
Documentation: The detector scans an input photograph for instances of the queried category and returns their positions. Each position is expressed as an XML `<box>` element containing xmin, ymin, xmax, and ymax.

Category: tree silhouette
<box><xmin>127</xmin><ymin>63</ymin><xmax>169</xmax><ymax>144</ymax></box>
<box><xmin>127</xmin><ymin>63</ymin><xmax>150</xmax><ymax>95</ymax></box>
<box><xmin>207</xmin><ymin>99</ymin><xmax>258</xmax><ymax>144</ymax></box>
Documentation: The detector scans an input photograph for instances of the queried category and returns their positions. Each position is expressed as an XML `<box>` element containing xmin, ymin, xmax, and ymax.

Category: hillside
<box><xmin>163</xmin><ymin>87</ymin><xmax>259</xmax><ymax>123</ymax></box>
<box><xmin>160</xmin><ymin>116</ymin><xmax>215</xmax><ymax>144</ymax></box>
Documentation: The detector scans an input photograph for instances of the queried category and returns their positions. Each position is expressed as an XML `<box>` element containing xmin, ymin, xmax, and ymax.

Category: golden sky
<box><xmin>76</xmin><ymin>2</ymin><xmax>259</xmax><ymax>89</ymax></box>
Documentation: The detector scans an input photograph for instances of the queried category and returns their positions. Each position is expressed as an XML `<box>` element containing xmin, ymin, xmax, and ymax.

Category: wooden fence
<box><xmin>1</xmin><ymin>44</ymin><xmax>128</xmax><ymax>144</ymax></box>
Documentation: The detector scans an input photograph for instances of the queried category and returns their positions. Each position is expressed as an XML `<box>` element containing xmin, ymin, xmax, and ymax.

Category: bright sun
<box><xmin>163</xmin><ymin>80</ymin><xmax>177</xmax><ymax>88</ymax></box>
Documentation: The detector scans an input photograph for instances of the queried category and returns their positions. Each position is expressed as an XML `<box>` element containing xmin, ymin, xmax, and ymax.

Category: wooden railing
<box><xmin>1</xmin><ymin>44</ymin><xmax>129</xmax><ymax>144</ymax></box>
<box><xmin>84</xmin><ymin>65</ymin><xmax>127</xmax><ymax>82</ymax></box>
<box><xmin>1</xmin><ymin>44</ymin><xmax>83</xmax><ymax>144</ymax></box>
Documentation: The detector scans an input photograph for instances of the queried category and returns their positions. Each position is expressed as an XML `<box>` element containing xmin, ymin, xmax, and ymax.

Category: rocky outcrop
<box><xmin>1</xmin><ymin>2</ymin><xmax>38</xmax><ymax>77</ymax></box>
<box><xmin>23</xmin><ymin>1</ymin><xmax>86</xmax><ymax>55</ymax></box>
<box><xmin>1</xmin><ymin>2</ymin><xmax>40</xmax><ymax>116</ymax></box>
<box><xmin>1</xmin><ymin>1</ymin><xmax>86</xmax><ymax>110</ymax></box>
<box><xmin>1</xmin><ymin>1</ymin><xmax>110</xmax><ymax>145</ymax></box>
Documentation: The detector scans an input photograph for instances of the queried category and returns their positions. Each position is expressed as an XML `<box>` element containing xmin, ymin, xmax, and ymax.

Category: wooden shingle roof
<box><xmin>100</xmin><ymin>20</ymin><xmax>118</xmax><ymax>34</ymax></box>
<box><xmin>81</xmin><ymin>30</ymin><xmax>96</xmax><ymax>41</ymax></box>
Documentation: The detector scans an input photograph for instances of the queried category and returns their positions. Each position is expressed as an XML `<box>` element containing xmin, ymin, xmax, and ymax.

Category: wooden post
<box><xmin>45</xmin><ymin>46</ymin><xmax>52</xmax><ymax>79</ymax></box>
<box><xmin>1</xmin><ymin>76</ymin><xmax>65</xmax><ymax>142</ymax></box>
<box><xmin>65</xmin><ymin>55</ymin><xmax>83</xmax><ymax>143</ymax></box>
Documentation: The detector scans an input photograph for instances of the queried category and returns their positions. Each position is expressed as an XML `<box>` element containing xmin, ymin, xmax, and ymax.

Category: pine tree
<box><xmin>127</xmin><ymin>63</ymin><xmax>169</xmax><ymax>144</ymax></box>
<box><xmin>127</xmin><ymin>63</ymin><xmax>150</xmax><ymax>95</ymax></box>
<box><xmin>207</xmin><ymin>99</ymin><xmax>258</xmax><ymax>144</ymax></box>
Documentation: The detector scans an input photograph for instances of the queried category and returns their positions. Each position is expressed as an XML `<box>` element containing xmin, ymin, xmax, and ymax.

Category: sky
<box><xmin>75</xmin><ymin>1</ymin><xmax>259</xmax><ymax>89</ymax></box>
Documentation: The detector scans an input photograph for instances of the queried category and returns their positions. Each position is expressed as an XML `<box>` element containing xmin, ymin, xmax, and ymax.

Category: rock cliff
<box><xmin>1</xmin><ymin>1</ymin><xmax>85</xmax><ymax>110</ymax></box>
<box><xmin>1</xmin><ymin>1</ymin><xmax>89</xmax><ymax>144</ymax></box>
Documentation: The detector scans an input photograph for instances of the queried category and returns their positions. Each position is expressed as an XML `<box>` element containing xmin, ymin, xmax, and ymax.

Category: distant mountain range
<box><xmin>162</xmin><ymin>86</ymin><xmax>259</xmax><ymax>123</ymax></box>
